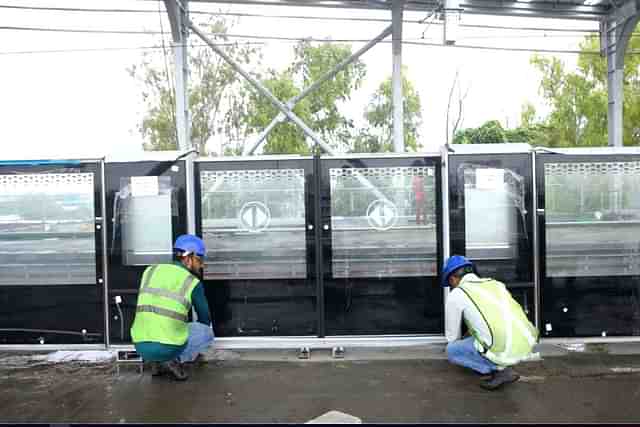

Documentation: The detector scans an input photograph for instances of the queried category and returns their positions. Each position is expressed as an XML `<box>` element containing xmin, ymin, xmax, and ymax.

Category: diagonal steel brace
<box><xmin>243</xmin><ymin>24</ymin><xmax>393</xmax><ymax>155</ymax></box>
<box><xmin>188</xmin><ymin>19</ymin><xmax>392</xmax><ymax>203</ymax></box>
<box><xmin>189</xmin><ymin>20</ymin><xmax>334</xmax><ymax>155</ymax></box>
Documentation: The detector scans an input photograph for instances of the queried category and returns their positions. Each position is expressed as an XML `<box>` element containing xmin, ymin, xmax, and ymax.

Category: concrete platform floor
<box><xmin>2</xmin><ymin>346</ymin><xmax>640</xmax><ymax>423</ymax></box>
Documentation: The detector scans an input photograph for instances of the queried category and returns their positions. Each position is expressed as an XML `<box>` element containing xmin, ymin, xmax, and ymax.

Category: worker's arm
<box><xmin>190</xmin><ymin>282</ymin><xmax>211</xmax><ymax>326</ymax></box>
<box><xmin>445</xmin><ymin>289</ymin><xmax>464</xmax><ymax>343</ymax></box>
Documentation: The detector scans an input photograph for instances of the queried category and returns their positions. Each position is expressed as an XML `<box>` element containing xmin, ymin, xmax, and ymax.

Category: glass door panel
<box><xmin>448</xmin><ymin>154</ymin><xmax>535</xmax><ymax>320</ymax></box>
<box><xmin>538</xmin><ymin>156</ymin><xmax>640</xmax><ymax>337</ymax></box>
<box><xmin>196</xmin><ymin>159</ymin><xmax>317</xmax><ymax>337</ymax></box>
<box><xmin>0</xmin><ymin>162</ymin><xmax>105</xmax><ymax>344</ymax></box>
<box><xmin>322</xmin><ymin>156</ymin><xmax>443</xmax><ymax>336</ymax></box>
<box><xmin>105</xmin><ymin>161</ymin><xmax>188</xmax><ymax>344</ymax></box>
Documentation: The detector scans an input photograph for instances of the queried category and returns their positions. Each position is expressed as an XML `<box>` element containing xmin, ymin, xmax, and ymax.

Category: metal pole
<box><xmin>100</xmin><ymin>160</ymin><xmax>110</xmax><ymax>348</ymax></box>
<box><xmin>441</xmin><ymin>145</ymin><xmax>450</xmax><ymax>325</ymax></box>
<box><xmin>245</xmin><ymin>25</ymin><xmax>393</xmax><ymax>156</ymax></box>
<box><xmin>185</xmin><ymin>154</ymin><xmax>196</xmax><ymax>234</ymax></box>
<box><xmin>607</xmin><ymin>63</ymin><xmax>624</xmax><ymax>147</ymax></box>
<box><xmin>173</xmin><ymin>0</ymin><xmax>190</xmax><ymax>151</ymax></box>
<box><xmin>531</xmin><ymin>150</ymin><xmax>540</xmax><ymax>330</ymax></box>
<box><xmin>313</xmin><ymin>152</ymin><xmax>325</xmax><ymax>337</ymax></box>
<box><xmin>243</xmin><ymin>113</ymin><xmax>285</xmax><ymax>155</ymax></box>
<box><xmin>604</xmin><ymin>13</ymin><xmax>640</xmax><ymax>147</ymax></box>
<box><xmin>392</xmin><ymin>0</ymin><xmax>405</xmax><ymax>153</ymax></box>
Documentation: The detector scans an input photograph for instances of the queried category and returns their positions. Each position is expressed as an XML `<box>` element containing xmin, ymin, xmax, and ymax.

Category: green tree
<box><xmin>129</xmin><ymin>17</ymin><xmax>262</xmax><ymax>155</ymax></box>
<box><xmin>454</xmin><ymin>120</ymin><xmax>506</xmax><ymax>144</ymax></box>
<box><xmin>243</xmin><ymin>70</ymin><xmax>313</xmax><ymax>155</ymax></box>
<box><xmin>529</xmin><ymin>34</ymin><xmax>640</xmax><ymax>147</ymax></box>
<box><xmin>354</xmin><ymin>67</ymin><xmax>422</xmax><ymax>153</ymax></box>
<box><xmin>244</xmin><ymin>41</ymin><xmax>366</xmax><ymax>154</ymax></box>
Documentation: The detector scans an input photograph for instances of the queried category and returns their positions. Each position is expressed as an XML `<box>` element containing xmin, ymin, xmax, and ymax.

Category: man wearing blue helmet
<box><xmin>442</xmin><ymin>255</ymin><xmax>538</xmax><ymax>390</ymax></box>
<box><xmin>130</xmin><ymin>234</ymin><xmax>214</xmax><ymax>381</ymax></box>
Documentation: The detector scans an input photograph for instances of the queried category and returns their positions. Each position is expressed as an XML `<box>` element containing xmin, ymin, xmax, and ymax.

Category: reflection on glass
<box><xmin>545</xmin><ymin>161</ymin><xmax>640</xmax><ymax>277</ymax></box>
<box><xmin>462</xmin><ymin>166</ymin><xmax>525</xmax><ymax>262</ymax></box>
<box><xmin>0</xmin><ymin>173</ymin><xmax>95</xmax><ymax>285</ymax></box>
<box><xmin>330</xmin><ymin>166</ymin><xmax>437</xmax><ymax>278</ymax></box>
<box><xmin>114</xmin><ymin>176</ymin><xmax>174</xmax><ymax>265</ymax></box>
<box><xmin>200</xmin><ymin>169</ymin><xmax>306</xmax><ymax>279</ymax></box>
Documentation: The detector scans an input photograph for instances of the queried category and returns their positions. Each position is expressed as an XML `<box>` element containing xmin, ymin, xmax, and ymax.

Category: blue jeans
<box><xmin>446</xmin><ymin>336</ymin><xmax>498</xmax><ymax>375</ymax></box>
<box><xmin>177</xmin><ymin>322</ymin><xmax>214</xmax><ymax>363</ymax></box>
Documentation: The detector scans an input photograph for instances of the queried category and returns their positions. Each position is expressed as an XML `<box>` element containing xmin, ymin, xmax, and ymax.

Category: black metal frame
<box><xmin>104</xmin><ymin>160</ymin><xmax>188</xmax><ymax>343</ymax></box>
<box><xmin>319</xmin><ymin>155</ymin><xmax>444</xmax><ymax>336</ymax></box>
<box><xmin>536</xmin><ymin>153</ymin><xmax>640</xmax><ymax>338</ymax></box>
<box><xmin>0</xmin><ymin>161</ymin><xmax>105</xmax><ymax>344</ymax></box>
<box><xmin>447</xmin><ymin>153</ymin><xmax>535</xmax><ymax>319</ymax></box>
<box><xmin>194</xmin><ymin>157</ymin><xmax>318</xmax><ymax>337</ymax></box>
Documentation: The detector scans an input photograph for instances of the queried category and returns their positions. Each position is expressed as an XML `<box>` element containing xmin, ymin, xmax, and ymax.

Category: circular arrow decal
<box><xmin>366</xmin><ymin>199</ymin><xmax>398</xmax><ymax>231</ymax></box>
<box><xmin>238</xmin><ymin>201</ymin><xmax>271</xmax><ymax>232</ymax></box>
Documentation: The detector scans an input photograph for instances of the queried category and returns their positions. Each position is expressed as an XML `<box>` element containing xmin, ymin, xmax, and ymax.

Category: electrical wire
<box><xmin>0</xmin><ymin>25</ymin><xmax>161</xmax><ymax>35</ymax></box>
<box><xmin>0</xmin><ymin>42</ymin><xmax>264</xmax><ymax>56</ymax></box>
<box><xmin>0</xmin><ymin>3</ymin><xmax>605</xmax><ymax>34</ymax></box>
<box><xmin>0</xmin><ymin>24</ymin><xmax>610</xmax><ymax>42</ymax></box>
<box><xmin>0</xmin><ymin>31</ymin><xmax>634</xmax><ymax>56</ymax></box>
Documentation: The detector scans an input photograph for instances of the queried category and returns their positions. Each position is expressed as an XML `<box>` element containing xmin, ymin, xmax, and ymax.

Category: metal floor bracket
<box><xmin>298</xmin><ymin>347</ymin><xmax>310</xmax><ymax>359</ymax></box>
<box><xmin>116</xmin><ymin>350</ymin><xmax>143</xmax><ymax>375</ymax></box>
<box><xmin>332</xmin><ymin>346</ymin><xmax>345</xmax><ymax>359</ymax></box>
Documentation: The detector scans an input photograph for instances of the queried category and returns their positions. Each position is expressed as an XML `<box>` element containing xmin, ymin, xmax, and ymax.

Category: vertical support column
<box><xmin>392</xmin><ymin>0</ymin><xmax>405</xmax><ymax>153</ymax></box>
<box><xmin>603</xmin><ymin>9</ymin><xmax>640</xmax><ymax>147</ymax></box>
<box><xmin>606</xmin><ymin>24</ymin><xmax>624</xmax><ymax>148</ymax></box>
<box><xmin>443</xmin><ymin>0</ymin><xmax>461</xmax><ymax>45</ymax></box>
<box><xmin>531</xmin><ymin>151</ymin><xmax>540</xmax><ymax>330</ymax></box>
<box><xmin>441</xmin><ymin>145</ymin><xmax>451</xmax><ymax>330</ymax></box>
<box><xmin>313</xmin><ymin>152</ymin><xmax>325</xmax><ymax>338</ymax></box>
<box><xmin>185</xmin><ymin>154</ymin><xmax>196</xmax><ymax>235</ymax></box>
<box><xmin>173</xmin><ymin>0</ymin><xmax>190</xmax><ymax>152</ymax></box>
<box><xmin>100</xmin><ymin>160</ymin><xmax>110</xmax><ymax>348</ymax></box>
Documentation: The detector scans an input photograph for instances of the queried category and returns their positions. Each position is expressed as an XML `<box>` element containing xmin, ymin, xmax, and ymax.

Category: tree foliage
<box><xmin>529</xmin><ymin>34</ymin><xmax>640</xmax><ymax>147</ymax></box>
<box><xmin>129</xmin><ymin>17</ymin><xmax>261</xmax><ymax>155</ymax></box>
<box><xmin>352</xmin><ymin>67</ymin><xmax>423</xmax><ymax>153</ymax></box>
<box><xmin>453</xmin><ymin>120</ymin><xmax>506</xmax><ymax>144</ymax></box>
<box><xmin>243</xmin><ymin>41</ymin><xmax>366</xmax><ymax>155</ymax></box>
<box><xmin>453</xmin><ymin>107</ymin><xmax>552</xmax><ymax>145</ymax></box>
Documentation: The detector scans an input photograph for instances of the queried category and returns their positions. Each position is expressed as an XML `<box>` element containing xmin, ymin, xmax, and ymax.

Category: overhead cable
<box><xmin>0</xmin><ymin>24</ymin><xmax>610</xmax><ymax>39</ymax></box>
<box><xmin>0</xmin><ymin>3</ymin><xmax>602</xmax><ymax>33</ymax></box>
<box><xmin>0</xmin><ymin>42</ymin><xmax>264</xmax><ymax>56</ymax></box>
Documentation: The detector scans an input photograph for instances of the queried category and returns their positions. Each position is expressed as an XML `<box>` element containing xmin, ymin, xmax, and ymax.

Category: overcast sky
<box><xmin>0</xmin><ymin>0</ymin><xmax>600</xmax><ymax>160</ymax></box>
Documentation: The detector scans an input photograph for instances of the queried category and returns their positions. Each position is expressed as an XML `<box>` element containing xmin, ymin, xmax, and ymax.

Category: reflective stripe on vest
<box><xmin>136</xmin><ymin>304</ymin><xmax>188</xmax><ymax>322</ymax></box>
<box><xmin>130</xmin><ymin>264</ymin><xmax>199</xmax><ymax>346</ymax></box>
<box><xmin>460</xmin><ymin>278</ymin><xmax>538</xmax><ymax>366</ymax></box>
<box><xmin>138</xmin><ymin>272</ymin><xmax>195</xmax><ymax>312</ymax></box>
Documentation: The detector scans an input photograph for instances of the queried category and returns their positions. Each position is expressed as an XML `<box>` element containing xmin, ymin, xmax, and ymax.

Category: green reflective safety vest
<box><xmin>130</xmin><ymin>264</ymin><xmax>199</xmax><ymax>346</ymax></box>
<box><xmin>459</xmin><ymin>276</ymin><xmax>539</xmax><ymax>367</ymax></box>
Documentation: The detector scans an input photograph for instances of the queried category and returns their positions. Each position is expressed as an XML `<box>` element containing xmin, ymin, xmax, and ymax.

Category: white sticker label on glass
<box><xmin>545</xmin><ymin>323</ymin><xmax>553</xmax><ymax>332</ymax></box>
<box><xmin>476</xmin><ymin>168</ymin><xmax>504</xmax><ymax>190</ymax></box>
<box><xmin>130</xmin><ymin>176</ymin><xmax>159</xmax><ymax>197</ymax></box>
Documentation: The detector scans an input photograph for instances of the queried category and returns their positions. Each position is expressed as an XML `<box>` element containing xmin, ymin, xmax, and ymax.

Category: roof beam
<box><xmin>189</xmin><ymin>0</ymin><xmax>609</xmax><ymax>19</ymax></box>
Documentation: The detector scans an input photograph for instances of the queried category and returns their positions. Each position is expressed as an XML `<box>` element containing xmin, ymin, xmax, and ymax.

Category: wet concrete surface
<box><xmin>2</xmin><ymin>351</ymin><xmax>640</xmax><ymax>423</ymax></box>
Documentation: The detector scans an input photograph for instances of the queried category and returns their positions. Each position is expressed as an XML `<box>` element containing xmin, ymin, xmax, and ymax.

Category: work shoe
<box><xmin>480</xmin><ymin>368</ymin><xmax>520</xmax><ymax>391</ymax></box>
<box><xmin>150</xmin><ymin>362</ymin><xmax>164</xmax><ymax>377</ymax></box>
<box><xmin>186</xmin><ymin>353</ymin><xmax>206</xmax><ymax>366</ymax></box>
<box><xmin>163</xmin><ymin>360</ymin><xmax>189</xmax><ymax>381</ymax></box>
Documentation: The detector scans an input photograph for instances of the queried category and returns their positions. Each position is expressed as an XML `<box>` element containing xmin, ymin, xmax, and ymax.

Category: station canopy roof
<box><xmin>189</xmin><ymin>0</ymin><xmax>611</xmax><ymax>20</ymax></box>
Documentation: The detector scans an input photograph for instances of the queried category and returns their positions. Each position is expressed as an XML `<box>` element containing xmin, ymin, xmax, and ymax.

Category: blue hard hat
<box><xmin>441</xmin><ymin>255</ymin><xmax>474</xmax><ymax>287</ymax></box>
<box><xmin>174</xmin><ymin>234</ymin><xmax>206</xmax><ymax>257</ymax></box>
